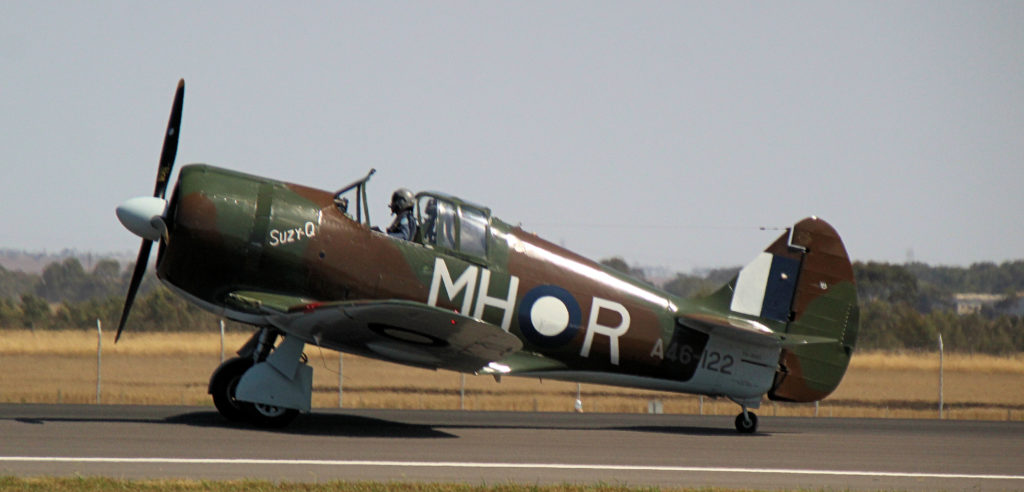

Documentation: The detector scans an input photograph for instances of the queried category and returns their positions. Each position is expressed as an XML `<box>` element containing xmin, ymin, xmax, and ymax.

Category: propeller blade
<box><xmin>117</xmin><ymin>79</ymin><xmax>185</xmax><ymax>342</ymax></box>
<box><xmin>116</xmin><ymin>239</ymin><xmax>153</xmax><ymax>343</ymax></box>
<box><xmin>153</xmin><ymin>79</ymin><xmax>185</xmax><ymax>198</ymax></box>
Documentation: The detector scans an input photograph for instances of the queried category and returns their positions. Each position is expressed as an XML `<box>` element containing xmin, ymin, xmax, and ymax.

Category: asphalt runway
<box><xmin>1</xmin><ymin>404</ymin><xmax>1022</xmax><ymax>491</ymax></box>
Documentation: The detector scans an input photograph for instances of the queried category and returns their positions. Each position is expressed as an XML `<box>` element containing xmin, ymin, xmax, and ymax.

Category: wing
<box><xmin>227</xmin><ymin>291</ymin><xmax>523</xmax><ymax>373</ymax></box>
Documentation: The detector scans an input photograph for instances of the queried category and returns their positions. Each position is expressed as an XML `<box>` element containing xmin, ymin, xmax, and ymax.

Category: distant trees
<box><xmin>18</xmin><ymin>293</ymin><xmax>51</xmax><ymax>330</ymax></box>
<box><xmin>907</xmin><ymin>260</ymin><xmax>1024</xmax><ymax>294</ymax></box>
<box><xmin>850</xmin><ymin>261</ymin><xmax>1024</xmax><ymax>353</ymax></box>
<box><xmin>0</xmin><ymin>265</ymin><xmax>36</xmax><ymax>301</ymax></box>
<box><xmin>0</xmin><ymin>257</ymin><xmax>239</xmax><ymax>333</ymax></box>
<box><xmin>35</xmin><ymin>258</ymin><xmax>127</xmax><ymax>303</ymax></box>
<box><xmin>661</xmin><ymin>267</ymin><xmax>740</xmax><ymax>299</ymax></box>
<box><xmin>600</xmin><ymin>257</ymin><xmax>650</xmax><ymax>283</ymax></box>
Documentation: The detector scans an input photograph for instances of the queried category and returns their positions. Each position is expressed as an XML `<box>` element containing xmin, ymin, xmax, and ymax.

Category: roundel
<box><xmin>517</xmin><ymin>285</ymin><xmax>581</xmax><ymax>347</ymax></box>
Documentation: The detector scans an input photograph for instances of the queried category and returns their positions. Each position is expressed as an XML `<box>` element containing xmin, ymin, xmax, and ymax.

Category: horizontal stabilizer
<box><xmin>677</xmin><ymin>313</ymin><xmax>780</xmax><ymax>347</ymax></box>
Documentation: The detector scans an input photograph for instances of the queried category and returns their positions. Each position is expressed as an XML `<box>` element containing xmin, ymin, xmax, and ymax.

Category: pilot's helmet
<box><xmin>389</xmin><ymin>188</ymin><xmax>415</xmax><ymax>214</ymax></box>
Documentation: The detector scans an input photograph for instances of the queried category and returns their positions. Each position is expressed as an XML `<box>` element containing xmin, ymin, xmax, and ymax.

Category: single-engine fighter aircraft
<box><xmin>116</xmin><ymin>80</ymin><xmax>858</xmax><ymax>433</ymax></box>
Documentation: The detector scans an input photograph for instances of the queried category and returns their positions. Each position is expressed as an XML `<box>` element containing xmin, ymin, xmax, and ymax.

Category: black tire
<box><xmin>735</xmin><ymin>411</ymin><xmax>758</xmax><ymax>434</ymax></box>
<box><xmin>209</xmin><ymin>357</ymin><xmax>255</xmax><ymax>423</ymax></box>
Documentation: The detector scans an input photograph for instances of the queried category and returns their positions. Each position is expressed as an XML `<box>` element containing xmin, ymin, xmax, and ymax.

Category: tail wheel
<box><xmin>735</xmin><ymin>411</ymin><xmax>758</xmax><ymax>434</ymax></box>
<box><xmin>209</xmin><ymin>357</ymin><xmax>254</xmax><ymax>423</ymax></box>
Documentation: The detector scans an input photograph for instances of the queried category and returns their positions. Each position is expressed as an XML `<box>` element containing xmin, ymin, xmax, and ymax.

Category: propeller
<box><xmin>115</xmin><ymin>79</ymin><xmax>185</xmax><ymax>342</ymax></box>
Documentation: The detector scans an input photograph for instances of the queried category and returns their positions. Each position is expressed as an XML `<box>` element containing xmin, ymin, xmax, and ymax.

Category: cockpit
<box><xmin>415</xmin><ymin>193</ymin><xmax>489</xmax><ymax>259</ymax></box>
<box><xmin>332</xmin><ymin>169</ymin><xmax>491</xmax><ymax>261</ymax></box>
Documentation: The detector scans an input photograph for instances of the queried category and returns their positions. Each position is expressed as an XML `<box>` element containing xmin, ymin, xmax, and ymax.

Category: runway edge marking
<box><xmin>1</xmin><ymin>457</ymin><xmax>1022</xmax><ymax>481</ymax></box>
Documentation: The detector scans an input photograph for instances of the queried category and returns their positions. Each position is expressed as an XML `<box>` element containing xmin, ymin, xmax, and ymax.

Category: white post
<box><xmin>219</xmin><ymin>319</ymin><xmax>225</xmax><ymax>363</ymax></box>
<box><xmin>938</xmin><ymin>333</ymin><xmax>944</xmax><ymax>419</ymax></box>
<box><xmin>574</xmin><ymin>383</ymin><xmax>582</xmax><ymax>413</ymax></box>
<box><xmin>96</xmin><ymin>319</ymin><xmax>102</xmax><ymax>405</ymax></box>
<box><xmin>338</xmin><ymin>353</ymin><xmax>344</xmax><ymax>408</ymax></box>
<box><xmin>460</xmin><ymin>374</ymin><xmax>466</xmax><ymax>410</ymax></box>
<box><xmin>699</xmin><ymin>395</ymin><xmax>704</xmax><ymax>415</ymax></box>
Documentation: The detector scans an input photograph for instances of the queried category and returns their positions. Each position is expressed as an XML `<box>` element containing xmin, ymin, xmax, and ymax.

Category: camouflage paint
<box><xmin>156</xmin><ymin>165</ymin><xmax>857</xmax><ymax>404</ymax></box>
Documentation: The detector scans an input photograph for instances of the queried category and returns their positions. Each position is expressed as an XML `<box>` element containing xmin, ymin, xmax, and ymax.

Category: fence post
<box><xmin>938</xmin><ymin>333</ymin><xmax>944</xmax><ymax>419</ymax></box>
<box><xmin>96</xmin><ymin>319</ymin><xmax>102</xmax><ymax>404</ymax></box>
<box><xmin>460</xmin><ymin>374</ymin><xmax>466</xmax><ymax>410</ymax></box>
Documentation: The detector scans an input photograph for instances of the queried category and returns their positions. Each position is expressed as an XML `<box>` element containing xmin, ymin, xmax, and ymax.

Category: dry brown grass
<box><xmin>0</xmin><ymin>329</ymin><xmax>252</xmax><ymax>356</ymax></box>
<box><xmin>2</xmin><ymin>330</ymin><xmax>1022</xmax><ymax>421</ymax></box>
<box><xmin>850</xmin><ymin>350</ymin><xmax>1024</xmax><ymax>374</ymax></box>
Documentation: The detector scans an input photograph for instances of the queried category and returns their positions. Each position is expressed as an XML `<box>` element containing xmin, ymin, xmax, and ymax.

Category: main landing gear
<box><xmin>209</xmin><ymin>356</ymin><xmax>299</xmax><ymax>427</ymax></box>
<box><xmin>208</xmin><ymin>327</ymin><xmax>310</xmax><ymax>428</ymax></box>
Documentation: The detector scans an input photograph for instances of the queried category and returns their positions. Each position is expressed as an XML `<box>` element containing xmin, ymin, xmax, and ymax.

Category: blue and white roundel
<box><xmin>518</xmin><ymin>285</ymin><xmax>581</xmax><ymax>347</ymax></box>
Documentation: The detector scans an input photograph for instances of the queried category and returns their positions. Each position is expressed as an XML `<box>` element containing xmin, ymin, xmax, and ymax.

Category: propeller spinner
<box><xmin>115</xmin><ymin>79</ymin><xmax>185</xmax><ymax>342</ymax></box>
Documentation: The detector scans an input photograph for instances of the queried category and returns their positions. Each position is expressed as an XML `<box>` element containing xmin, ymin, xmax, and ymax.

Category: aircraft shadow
<box><xmin>432</xmin><ymin>422</ymin><xmax>759</xmax><ymax>437</ymax></box>
<box><xmin>3</xmin><ymin>410</ymin><xmax>453</xmax><ymax>439</ymax></box>
<box><xmin>5</xmin><ymin>407</ymin><xmax>766</xmax><ymax>438</ymax></box>
<box><xmin>613</xmin><ymin>425</ymin><xmax>766</xmax><ymax>437</ymax></box>
<box><xmin>166</xmin><ymin>410</ymin><xmax>768</xmax><ymax>438</ymax></box>
<box><xmin>164</xmin><ymin>411</ymin><xmax>458</xmax><ymax>439</ymax></box>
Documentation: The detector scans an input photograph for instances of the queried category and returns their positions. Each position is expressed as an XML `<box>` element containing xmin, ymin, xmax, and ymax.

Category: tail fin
<box><xmin>710</xmin><ymin>217</ymin><xmax>859</xmax><ymax>402</ymax></box>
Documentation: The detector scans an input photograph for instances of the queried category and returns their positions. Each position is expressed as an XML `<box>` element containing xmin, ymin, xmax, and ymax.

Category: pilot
<box><xmin>386</xmin><ymin>188</ymin><xmax>418</xmax><ymax>241</ymax></box>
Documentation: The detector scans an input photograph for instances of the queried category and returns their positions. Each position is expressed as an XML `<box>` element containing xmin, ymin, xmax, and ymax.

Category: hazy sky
<box><xmin>2</xmin><ymin>2</ymin><xmax>1022</xmax><ymax>272</ymax></box>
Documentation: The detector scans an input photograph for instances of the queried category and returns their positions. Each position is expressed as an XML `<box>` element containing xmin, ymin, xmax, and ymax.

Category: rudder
<box><xmin>769</xmin><ymin>217</ymin><xmax>858</xmax><ymax>402</ymax></box>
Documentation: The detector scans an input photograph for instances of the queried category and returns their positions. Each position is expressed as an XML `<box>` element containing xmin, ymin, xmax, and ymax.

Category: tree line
<box><xmin>0</xmin><ymin>258</ymin><xmax>241</xmax><ymax>334</ymax></box>
<box><xmin>2</xmin><ymin>256</ymin><xmax>1023</xmax><ymax>353</ymax></box>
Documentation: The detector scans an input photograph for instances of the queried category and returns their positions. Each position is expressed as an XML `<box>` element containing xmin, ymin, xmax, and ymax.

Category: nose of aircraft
<box><xmin>116</xmin><ymin>196</ymin><xmax>168</xmax><ymax>241</ymax></box>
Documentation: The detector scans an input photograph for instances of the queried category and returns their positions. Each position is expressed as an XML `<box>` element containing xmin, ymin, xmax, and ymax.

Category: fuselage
<box><xmin>154</xmin><ymin>164</ymin><xmax>834</xmax><ymax>403</ymax></box>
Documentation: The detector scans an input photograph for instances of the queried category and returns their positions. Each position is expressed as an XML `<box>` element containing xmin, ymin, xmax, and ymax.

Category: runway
<box><xmin>1</xmin><ymin>404</ymin><xmax>1022</xmax><ymax>491</ymax></box>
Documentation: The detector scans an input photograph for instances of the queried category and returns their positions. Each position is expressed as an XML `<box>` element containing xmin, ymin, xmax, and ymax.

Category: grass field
<box><xmin>1</xmin><ymin>329</ymin><xmax>1022</xmax><ymax>421</ymax></box>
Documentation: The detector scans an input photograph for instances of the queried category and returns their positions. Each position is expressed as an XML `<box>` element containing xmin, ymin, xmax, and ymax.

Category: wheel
<box><xmin>209</xmin><ymin>356</ymin><xmax>300</xmax><ymax>428</ymax></box>
<box><xmin>735</xmin><ymin>411</ymin><xmax>758</xmax><ymax>434</ymax></box>
<box><xmin>209</xmin><ymin>357</ymin><xmax>254</xmax><ymax>423</ymax></box>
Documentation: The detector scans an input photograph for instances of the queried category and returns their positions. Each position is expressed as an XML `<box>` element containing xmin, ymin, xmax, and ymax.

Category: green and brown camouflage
<box><xmin>152</xmin><ymin>164</ymin><xmax>858</xmax><ymax>415</ymax></box>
